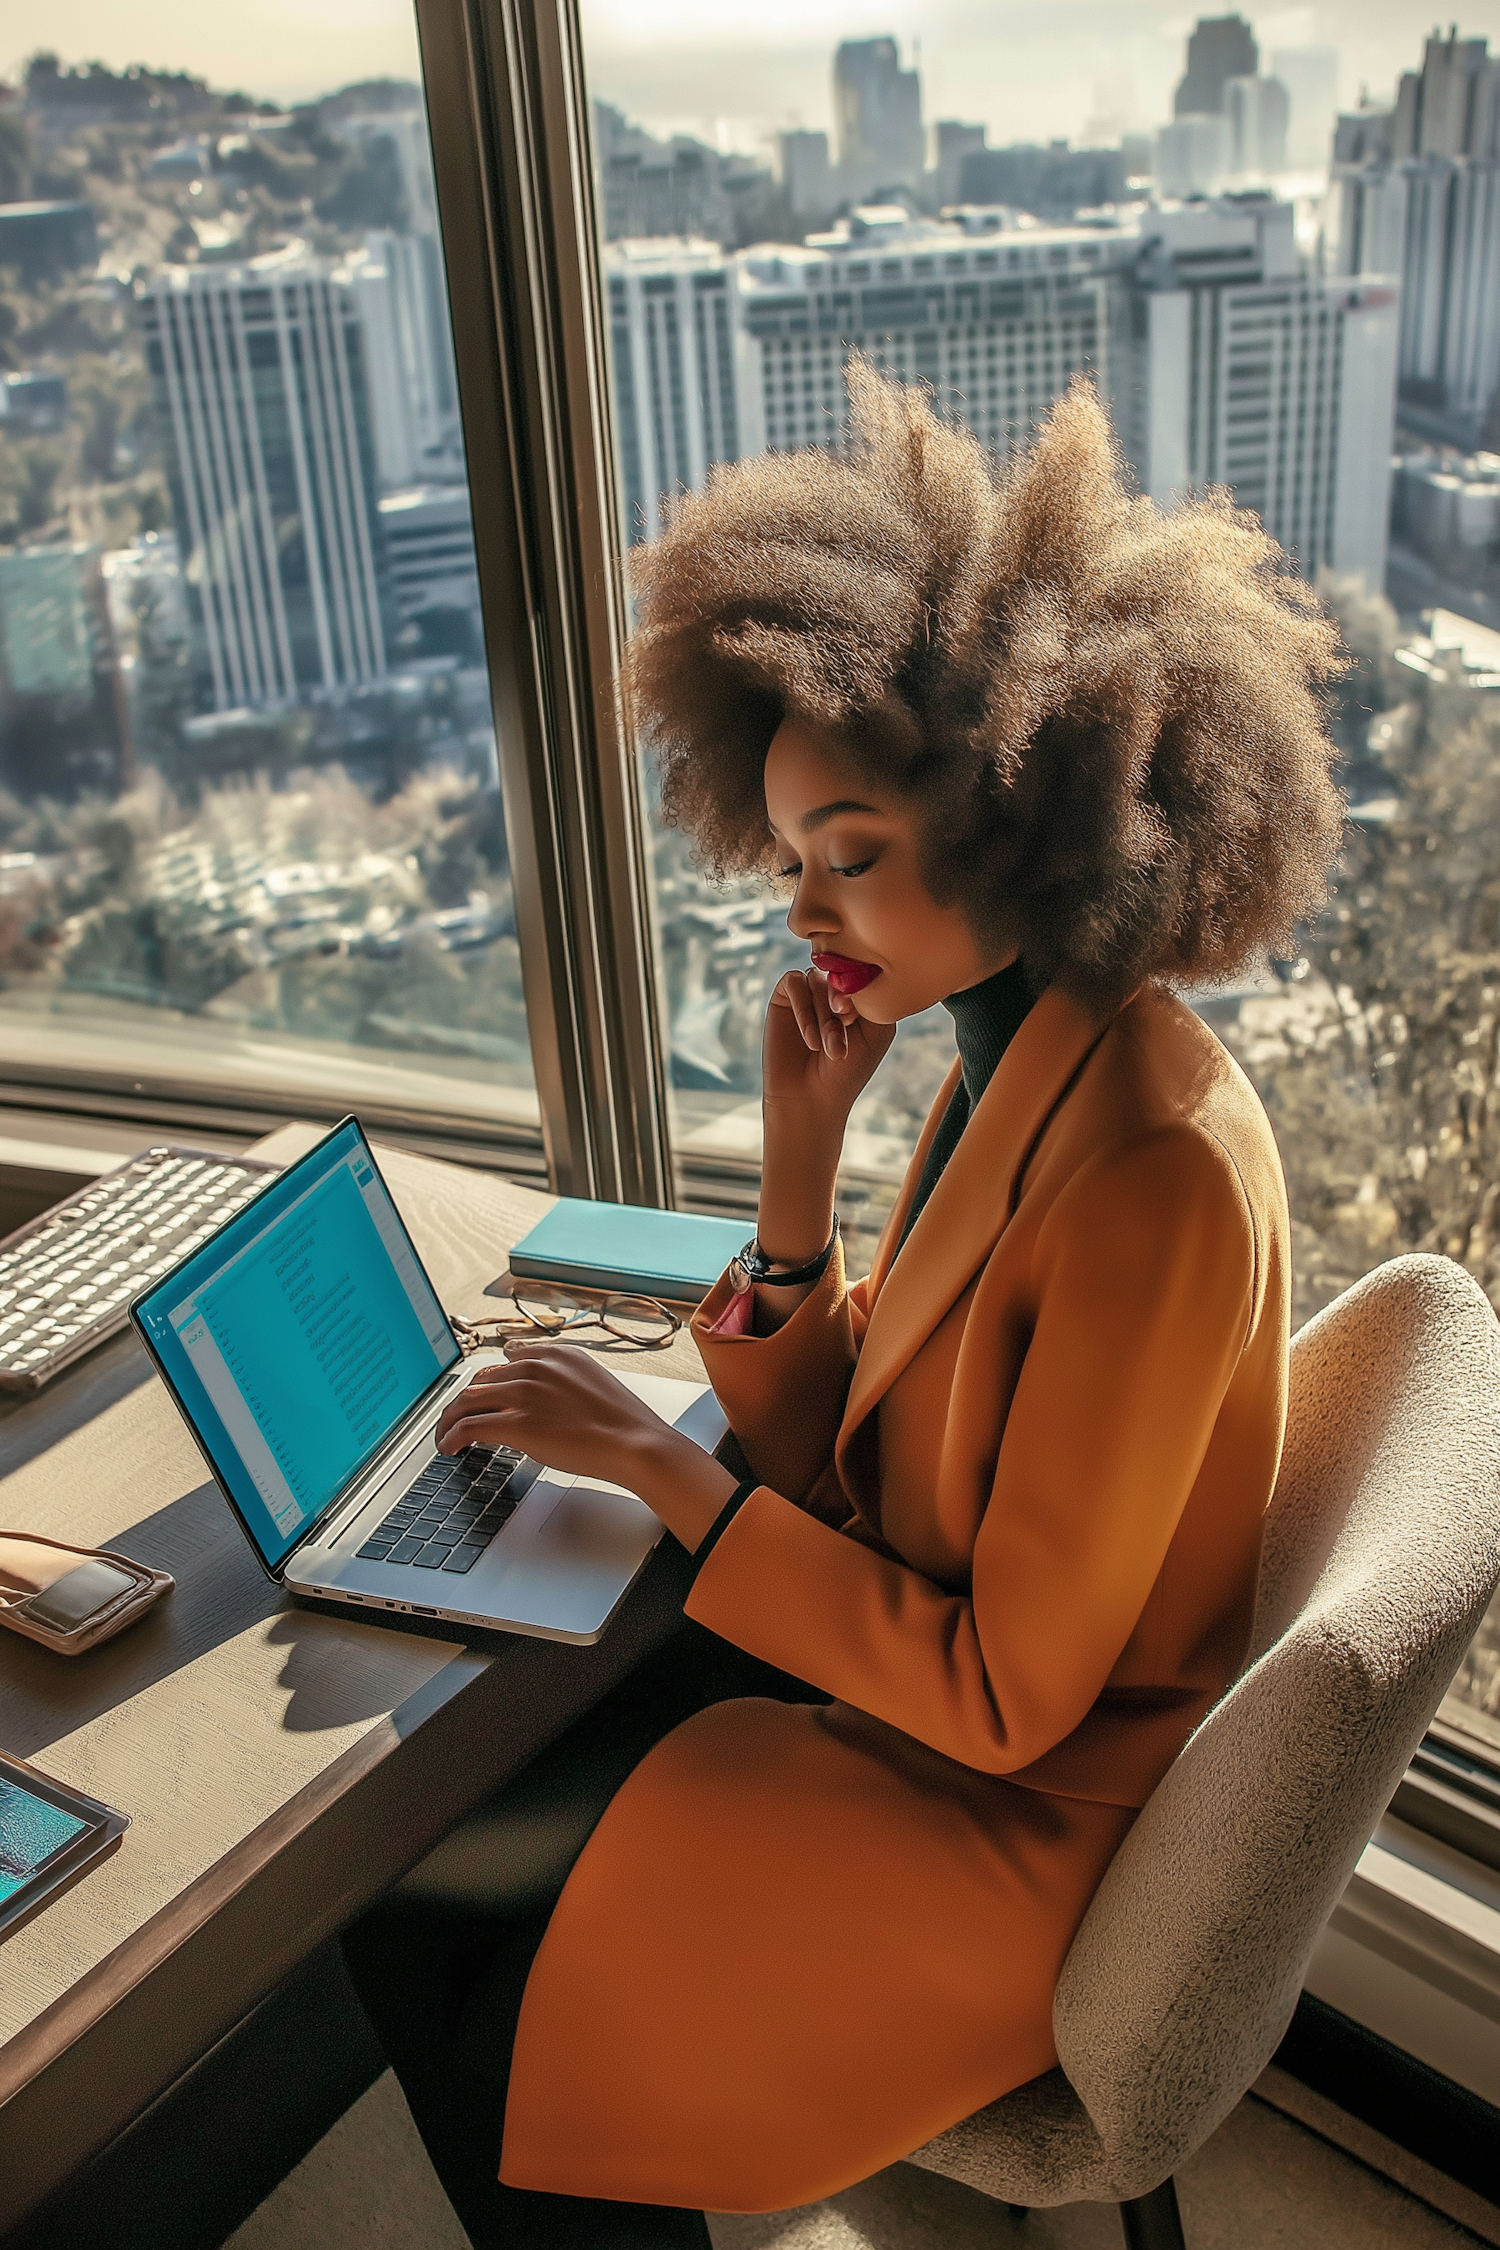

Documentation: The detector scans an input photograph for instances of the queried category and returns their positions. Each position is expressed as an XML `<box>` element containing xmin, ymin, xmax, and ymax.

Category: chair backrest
<box><xmin>1050</xmin><ymin>1253</ymin><xmax>1500</xmax><ymax>2188</ymax></box>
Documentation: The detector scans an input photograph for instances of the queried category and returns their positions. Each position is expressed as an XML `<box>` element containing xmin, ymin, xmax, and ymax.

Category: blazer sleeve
<box><xmin>690</xmin><ymin>1243</ymin><xmax>864</xmax><ymax>1507</ymax></box>
<box><xmin>684</xmin><ymin>1124</ymin><xmax>1257</xmax><ymax>1776</ymax></box>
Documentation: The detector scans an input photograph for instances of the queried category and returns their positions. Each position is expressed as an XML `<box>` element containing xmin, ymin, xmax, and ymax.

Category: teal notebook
<box><xmin>508</xmin><ymin>1199</ymin><xmax>748</xmax><ymax>1303</ymax></box>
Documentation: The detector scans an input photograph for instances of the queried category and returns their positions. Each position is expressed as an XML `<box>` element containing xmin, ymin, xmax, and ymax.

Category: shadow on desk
<box><xmin>0</xmin><ymin>1478</ymin><xmax>428</xmax><ymax>1755</ymax></box>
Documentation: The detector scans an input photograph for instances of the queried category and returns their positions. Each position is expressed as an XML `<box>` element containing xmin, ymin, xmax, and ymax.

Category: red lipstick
<box><xmin>812</xmin><ymin>951</ymin><xmax>882</xmax><ymax>995</ymax></box>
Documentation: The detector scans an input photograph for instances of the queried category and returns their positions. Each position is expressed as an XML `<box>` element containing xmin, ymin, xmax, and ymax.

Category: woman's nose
<box><xmin>786</xmin><ymin>876</ymin><xmax>836</xmax><ymax>944</ymax></box>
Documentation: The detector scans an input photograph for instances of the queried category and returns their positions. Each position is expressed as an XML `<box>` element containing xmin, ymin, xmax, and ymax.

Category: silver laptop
<box><xmin>130</xmin><ymin>1117</ymin><xmax>726</xmax><ymax>1644</ymax></box>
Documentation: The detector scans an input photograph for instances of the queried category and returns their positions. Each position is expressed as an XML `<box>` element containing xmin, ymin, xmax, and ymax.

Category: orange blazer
<box><xmin>500</xmin><ymin>982</ymin><xmax>1290</xmax><ymax>2212</ymax></box>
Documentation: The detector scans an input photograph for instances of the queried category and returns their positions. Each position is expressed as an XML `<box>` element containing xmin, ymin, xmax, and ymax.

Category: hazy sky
<box><xmin>11</xmin><ymin>2</ymin><xmax>1500</xmax><ymax>149</ymax></box>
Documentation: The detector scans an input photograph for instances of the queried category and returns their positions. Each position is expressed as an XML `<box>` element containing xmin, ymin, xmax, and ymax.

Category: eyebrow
<box><xmin>799</xmin><ymin>798</ymin><xmax>881</xmax><ymax>833</ymax></box>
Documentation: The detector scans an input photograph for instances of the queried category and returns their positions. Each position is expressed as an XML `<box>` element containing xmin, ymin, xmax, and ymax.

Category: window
<box><xmin>7</xmin><ymin>0</ymin><xmax>1500</xmax><ymax>1818</ymax></box>
<box><xmin>0</xmin><ymin>14</ymin><xmax>536</xmax><ymax>1162</ymax></box>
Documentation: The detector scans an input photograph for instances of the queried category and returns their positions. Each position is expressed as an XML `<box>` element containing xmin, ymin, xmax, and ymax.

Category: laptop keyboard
<box><xmin>356</xmin><ymin>1444</ymin><xmax>530</xmax><ymax>1574</ymax></box>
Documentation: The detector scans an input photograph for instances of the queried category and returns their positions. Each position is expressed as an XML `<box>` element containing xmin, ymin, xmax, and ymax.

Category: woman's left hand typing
<box><xmin>434</xmin><ymin>1344</ymin><xmax>737</xmax><ymax>1552</ymax></box>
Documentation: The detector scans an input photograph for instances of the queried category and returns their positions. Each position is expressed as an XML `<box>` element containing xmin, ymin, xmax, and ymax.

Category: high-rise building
<box><xmin>140</xmin><ymin>245</ymin><xmax>389</xmax><ymax>711</ymax></box>
<box><xmin>1175</xmin><ymin>16</ymin><xmax>1259</xmax><ymax>118</ymax></box>
<box><xmin>1154</xmin><ymin>115</ymin><xmax>1233</xmax><ymax>198</ymax></box>
<box><xmin>592</xmin><ymin>103</ymin><xmax>757</xmax><ymax>247</ymax></box>
<box><xmin>832</xmin><ymin>38</ymin><xmax>924</xmax><ymax>199</ymax></box>
<box><xmin>377</xmin><ymin>484</ymin><xmax>482</xmax><ymax>663</ymax></box>
<box><xmin>350</xmin><ymin>234</ymin><xmax>463</xmax><ymax>488</ymax></box>
<box><xmin>603</xmin><ymin>192</ymin><xmax>1397</xmax><ymax>591</ymax></box>
<box><xmin>0</xmin><ymin>545</ymin><xmax>105</xmax><ymax>698</ymax></box>
<box><xmin>1330</xmin><ymin>30</ymin><xmax>1500</xmax><ymax>447</ymax></box>
<box><xmin>772</xmin><ymin>131</ymin><xmax>832</xmax><ymax>219</ymax></box>
<box><xmin>1118</xmin><ymin>198</ymin><xmax>1399</xmax><ymax>587</ymax></box>
<box><xmin>957</xmin><ymin>143</ymin><xmax>1126</xmax><ymax>219</ymax></box>
<box><xmin>1271</xmin><ymin>47</ymin><xmax>1339</xmax><ymax>169</ymax></box>
<box><xmin>930</xmin><ymin>121</ymin><xmax>987</xmax><ymax>208</ymax></box>
<box><xmin>1224</xmin><ymin>75</ymin><xmax>1290</xmax><ymax>174</ymax></box>
<box><xmin>741</xmin><ymin>209</ymin><xmax>1118</xmax><ymax>465</ymax></box>
<box><xmin>337</xmin><ymin>109</ymin><xmax>464</xmax><ymax>485</ymax></box>
<box><xmin>604</xmin><ymin>240</ymin><xmax>745</xmax><ymax>545</ymax></box>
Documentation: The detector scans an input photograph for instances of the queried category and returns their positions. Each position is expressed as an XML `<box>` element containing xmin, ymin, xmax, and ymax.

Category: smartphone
<box><xmin>0</xmin><ymin>1751</ymin><xmax>129</xmax><ymax>1943</ymax></box>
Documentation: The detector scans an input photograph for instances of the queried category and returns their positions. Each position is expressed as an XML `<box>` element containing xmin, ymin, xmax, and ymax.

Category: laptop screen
<box><xmin>133</xmin><ymin>1120</ymin><xmax>460</xmax><ymax>1574</ymax></box>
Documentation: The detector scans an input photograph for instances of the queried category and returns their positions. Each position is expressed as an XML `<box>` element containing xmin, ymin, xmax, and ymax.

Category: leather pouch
<box><xmin>0</xmin><ymin>1534</ymin><xmax>173</xmax><ymax>1656</ymax></box>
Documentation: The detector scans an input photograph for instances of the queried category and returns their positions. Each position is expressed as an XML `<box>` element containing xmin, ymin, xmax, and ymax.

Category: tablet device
<box><xmin>0</xmin><ymin>1750</ymin><xmax>129</xmax><ymax>1944</ymax></box>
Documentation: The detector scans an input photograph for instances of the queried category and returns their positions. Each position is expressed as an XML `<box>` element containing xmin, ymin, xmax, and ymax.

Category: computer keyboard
<box><xmin>0</xmin><ymin>1145</ymin><xmax>280</xmax><ymax>1394</ymax></box>
<box><xmin>356</xmin><ymin>1444</ymin><xmax>533</xmax><ymax>1574</ymax></box>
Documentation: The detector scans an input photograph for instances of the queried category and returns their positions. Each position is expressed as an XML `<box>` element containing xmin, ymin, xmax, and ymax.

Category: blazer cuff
<box><xmin>684</xmin><ymin>1477</ymin><xmax>760</xmax><ymax>1579</ymax></box>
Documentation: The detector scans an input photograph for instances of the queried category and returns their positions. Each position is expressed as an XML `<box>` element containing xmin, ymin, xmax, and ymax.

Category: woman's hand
<box><xmin>754</xmin><ymin>968</ymin><xmax>896</xmax><ymax>1285</ymax></box>
<box><xmin>435</xmin><ymin>1344</ymin><xmax>737</xmax><ymax>1550</ymax></box>
<box><xmin>763</xmin><ymin>966</ymin><xmax>895</xmax><ymax>1127</ymax></box>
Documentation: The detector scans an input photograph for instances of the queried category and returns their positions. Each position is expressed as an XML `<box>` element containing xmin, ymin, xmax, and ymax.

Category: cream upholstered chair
<box><xmin>906</xmin><ymin>1253</ymin><xmax>1500</xmax><ymax>2249</ymax></box>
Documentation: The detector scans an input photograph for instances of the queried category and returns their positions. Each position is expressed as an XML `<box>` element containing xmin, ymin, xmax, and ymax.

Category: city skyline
<box><xmin>11</xmin><ymin>3</ymin><xmax>1500</xmax><ymax>149</ymax></box>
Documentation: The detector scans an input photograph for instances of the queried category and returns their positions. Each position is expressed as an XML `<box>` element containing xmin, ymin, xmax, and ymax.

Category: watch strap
<box><xmin>729</xmin><ymin>1213</ymin><xmax>840</xmax><ymax>1292</ymax></box>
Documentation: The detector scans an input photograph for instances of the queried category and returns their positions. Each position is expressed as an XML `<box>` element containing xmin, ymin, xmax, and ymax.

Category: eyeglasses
<box><xmin>450</xmin><ymin>1283</ymin><xmax>681</xmax><ymax>1354</ymax></box>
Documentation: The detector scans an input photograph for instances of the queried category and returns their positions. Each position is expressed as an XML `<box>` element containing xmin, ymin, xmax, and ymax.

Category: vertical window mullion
<box><xmin>413</xmin><ymin>0</ymin><xmax>671</xmax><ymax>1206</ymax></box>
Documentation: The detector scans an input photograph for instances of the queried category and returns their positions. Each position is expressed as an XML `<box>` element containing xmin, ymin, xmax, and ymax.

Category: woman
<box><xmin>344</xmin><ymin>367</ymin><xmax>1344</xmax><ymax>2245</ymax></box>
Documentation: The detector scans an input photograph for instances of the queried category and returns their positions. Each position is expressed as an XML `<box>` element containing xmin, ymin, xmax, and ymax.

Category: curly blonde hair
<box><xmin>624</xmin><ymin>360</ymin><xmax>1346</xmax><ymax>1000</ymax></box>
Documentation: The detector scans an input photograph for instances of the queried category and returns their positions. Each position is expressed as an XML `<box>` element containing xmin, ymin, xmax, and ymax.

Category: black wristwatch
<box><xmin>729</xmin><ymin>1215</ymin><xmax>839</xmax><ymax>1293</ymax></box>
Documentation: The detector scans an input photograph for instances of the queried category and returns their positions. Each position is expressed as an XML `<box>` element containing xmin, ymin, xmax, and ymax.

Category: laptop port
<box><xmin>411</xmin><ymin>1605</ymin><xmax>437</xmax><ymax>1616</ymax></box>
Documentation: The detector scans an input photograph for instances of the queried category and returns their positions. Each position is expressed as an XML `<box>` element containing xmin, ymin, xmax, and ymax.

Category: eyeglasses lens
<box><xmin>601</xmin><ymin>1296</ymin><xmax>677</xmax><ymax>1345</ymax></box>
<box><xmin>511</xmin><ymin>1286</ymin><xmax>577</xmax><ymax>1331</ymax></box>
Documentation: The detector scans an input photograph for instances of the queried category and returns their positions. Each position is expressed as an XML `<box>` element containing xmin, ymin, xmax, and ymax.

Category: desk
<box><xmin>0</xmin><ymin>1126</ymin><xmax>709</xmax><ymax>2240</ymax></box>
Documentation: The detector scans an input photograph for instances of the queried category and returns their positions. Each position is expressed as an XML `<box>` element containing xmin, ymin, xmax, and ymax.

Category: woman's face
<box><xmin>763</xmin><ymin>719</ymin><xmax>1013</xmax><ymax>1024</ymax></box>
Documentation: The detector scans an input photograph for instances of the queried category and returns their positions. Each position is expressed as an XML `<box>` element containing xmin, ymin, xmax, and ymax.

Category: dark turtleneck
<box><xmin>898</xmin><ymin>956</ymin><xmax>1036</xmax><ymax>1250</ymax></box>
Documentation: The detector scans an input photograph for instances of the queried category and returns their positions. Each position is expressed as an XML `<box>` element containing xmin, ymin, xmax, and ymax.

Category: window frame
<box><xmin>3</xmin><ymin>0</ymin><xmax>1500</xmax><ymax>1854</ymax></box>
<box><xmin>413</xmin><ymin>0</ymin><xmax>671</xmax><ymax>1206</ymax></box>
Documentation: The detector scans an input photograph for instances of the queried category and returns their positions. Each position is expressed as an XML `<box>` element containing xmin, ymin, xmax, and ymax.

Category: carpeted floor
<box><xmin>224</xmin><ymin>2067</ymin><xmax>1490</xmax><ymax>2250</ymax></box>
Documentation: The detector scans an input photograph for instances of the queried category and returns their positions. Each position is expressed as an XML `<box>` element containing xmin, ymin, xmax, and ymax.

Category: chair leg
<box><xmin>1119</xmin><ymin>2176</ymin><xmax>1186</xmax><ymax>2250</ymax></box>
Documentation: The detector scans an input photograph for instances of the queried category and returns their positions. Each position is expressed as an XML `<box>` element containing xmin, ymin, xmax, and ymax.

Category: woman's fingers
<box><xmin>772</xmin><ymin>968</ymin><xmax>848</xmax><ymax>1059</ymax></box>
<box><xmin>773</xmin><ymin>969</ymin><xmax>822</xmax><ymax>1052</ymax></box>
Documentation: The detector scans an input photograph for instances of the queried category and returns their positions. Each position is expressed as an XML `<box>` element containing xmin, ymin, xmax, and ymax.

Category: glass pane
<box><xmin>582</xmin><ymin>10</ymin><xmax>1500</xmax><ymax>1761</ymax></box>
<box><xmin>0</xmin><ymin>21</ymin><xmax>535</xmax><ymax>1144</ymax></box>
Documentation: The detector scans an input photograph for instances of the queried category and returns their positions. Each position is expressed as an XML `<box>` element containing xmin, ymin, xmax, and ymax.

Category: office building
<box><xmin>957</xmin><ymin>142</ymin><xmax>1126</xmax><ymax>219</ymax></box>
<box><xmin>338</xmin><ymin>109</ymin><xmax>464</xmax><ymax>485</ymax></box>
<box><xmin>1329</xmin><ymin>30</ymin><xmax>1500</xmax><ymax>448</ymax></box>
<box><xmin>593</xmin><ymin>103</ymin><xmax>755</xmax><ymax>247</ymax></box>
<box><xmin>604</xmin><ymin>191</ymin><xmax>1396</xmax><ymax>590</ymax></box>
<box><xmin>832</xmin><ymin>37</ymin><xmax>924</xmax><ymax>199</ymax></box>
<box><xmin>0</xmin><ymin>544</ymin><xmax>104</xmax><ymax>699</ymax></box>
<box><xmin>1119</xmin><ymin>198</ymin><xmax>1399</xmax><ymax>587</ymax></box>
<box><xmin>772</xmin><ymin>130</ymin><xmax>832</xmax><ymax>219</ymax></box>
<box><xmin>0</xmin><ymin>370</ymin><xmax>68</xmax><ymax>432</ymax></box>
<box><xmin>0</xmin><ymin>199</ymin><xmax>98</xmax><ymax>283</ymax></box>
<box><xmin>740</xmin><ymin>209</ymin><xmax>1119</xmax><ymax>467</ymax></box>
<box><xmin>1271</xmin><ymin>46</ymin><xmax>1340</xmax><ymax>169</ymax></box>
<box><xmin>351</xmin><ymin>233</ymin><xmax>464</xmax><ymax>488</ymax></box>
<box><xmin>603</xmin><ymin>239</ymin><xmax>745</xmax><ymax>545</ymax></box>
<box><xmin>1154</xmin><ymin>114</ymin><xmax>1233</xmax><ymax>198</ymax></box>
<box><xmin>1392</xmin><ymin>445</ymin><xmax>1500</xmax><ymax>567</ymax></box>
<box><xmin>139</xmin><ymin>245</ymin><xmax>389</xmax><ymax>711</ymax></box>
<box><xmin>377</xmin><ymin>484</ymin><xmax>483</xmax><ymax>662</ymax></box>
<box><xmin>1175</xmin><ymin>15</ymin><xmax>1259</xmax><ymax>117</ymax></box>
<box><xmin>930</xmin><ymin>121</ymin><xmax>987</xmax><ymax>209</ymax></box>
<box><xmin>1225</xmin><ymin>74</ymin><xmax>1290</xmax><ymax>175</ymax></box>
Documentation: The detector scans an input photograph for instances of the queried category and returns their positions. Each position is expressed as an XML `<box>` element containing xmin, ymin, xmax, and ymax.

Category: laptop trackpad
<box><xmin>484</xmin><ymin>1472</ymin><xmax>663</xmax><ymax>1637</ymax></box>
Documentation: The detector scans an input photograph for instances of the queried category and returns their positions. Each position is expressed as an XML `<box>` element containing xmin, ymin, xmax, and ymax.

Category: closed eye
<box><xmin>830</xmin><ymin>858</ymin><xmax>876</xmax><ymax>878</ymax></box>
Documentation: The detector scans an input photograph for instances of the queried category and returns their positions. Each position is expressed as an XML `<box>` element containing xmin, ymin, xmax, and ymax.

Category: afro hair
<box><xmin>623</xmin><ymin>359</ymin><xmax>1347</xmax><ymax>1002</ymax></box>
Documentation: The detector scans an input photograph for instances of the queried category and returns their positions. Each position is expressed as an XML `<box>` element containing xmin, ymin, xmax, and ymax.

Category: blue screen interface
<box><xmin>0</xmin><ymin>1776</ymin><xmax>87</xmax><ymax>1904</ymax></box>
<box><xmin>134</xmin><ymin>1121</ymin><xmax>459</xmax><ymax>1572</ymax></box>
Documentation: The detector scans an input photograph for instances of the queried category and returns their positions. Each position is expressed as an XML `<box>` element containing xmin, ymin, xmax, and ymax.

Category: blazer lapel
<box><xmin>839</xmin><ymin>984</ymin><xmax>1120</xmax><ymax>1464</ymax></box>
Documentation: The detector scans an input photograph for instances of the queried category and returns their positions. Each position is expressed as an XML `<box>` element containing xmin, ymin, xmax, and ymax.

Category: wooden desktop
<box><xmin>0</xmin><ymin>1124</ymin><xmax>710</xmax><ymax>2243</ymax></box>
